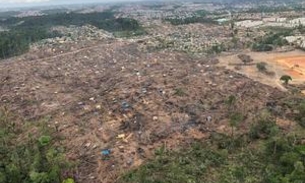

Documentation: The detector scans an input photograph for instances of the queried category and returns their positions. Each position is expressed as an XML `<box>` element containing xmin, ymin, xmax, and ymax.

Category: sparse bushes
<box><xmin>174</xmin><ymin>88</ymin><xmax>187</xmax><ymax>96</ymax></box>
<box><xmin>121</xmin><ymin>125</ymin><xmax>305</xmax><ymax>183</ymax></box>
<box><xmin>256</xmin><ymin>62</ymin><xmax>267</xmax><ymax>72</ymax></box>
<box><xmin>120</xmin><ymin>102</ymin><xmax>305</xmax><ymax>183</ymax></box>
<box><xmin>238</xmin><ymin>54</ymin><xmax>253</xmax><ymax>65</ymax></box>
<box><xmin>212</xmin><ymin>133</ymin><xmax>247</xmax><ymax>151</ymax></box>
<box><xmin>256</xmin><ymin>62</ymin><xmax>275</xmax><ymax>76</ymax></box>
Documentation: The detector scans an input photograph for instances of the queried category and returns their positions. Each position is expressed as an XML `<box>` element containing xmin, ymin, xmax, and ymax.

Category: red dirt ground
<box><xmin>276</xmin><ymin>56</ymin><xmax>305</xmax><ymax>79</ymax></box>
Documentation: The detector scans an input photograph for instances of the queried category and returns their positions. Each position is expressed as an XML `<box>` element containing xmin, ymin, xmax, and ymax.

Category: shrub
<box><xmin>62</xmin><ymin>178</ymin><xmax>75</xmax><ymax>183</ymax></box>
<box><xmin>252</xmin><ymin>43</ymin><xmax>273</xmax><ymax>52</ymax></box>
<box><xmin>295</xmin><ymin>101</ymin><xmax>305</xmax><ymax>127</ymax></box>
<box><xmin>238</xmin><ymin>54</ymin><xmax>253</xmax><ymax>65</ymax></box>
<box><xmin>280</xmin><ymin>75</ymin><xmax>292</xmax><ymax>85</ymax></box>
<box><xmin>256</xmin><ymin>62</ymin><xmax>267</xmax><ymax>72</ymax></box>
<box><xmin>249</xmin><ymin>119</ymin><xmax>278</xmax><ymax>140</ymax></box>
<box><xmin>38</xmin><ymin>135</ymin><xmax>51</xmax><ymax>146</ymax></box>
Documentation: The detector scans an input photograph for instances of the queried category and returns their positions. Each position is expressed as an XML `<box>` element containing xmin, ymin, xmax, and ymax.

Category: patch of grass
<box><xmin>0</xmin><ymin>108</ymin><xmax>75</xmax><ymax>183</ymax></box>
<box><xmin>119</xmin><ymin>143</ymin><xmax>226</xmax><ymax>183</ymax></box>
<box><xmin>173</xmin><ymin>88</ymin><xmax>187</xmax><ymax>97</ymax></box>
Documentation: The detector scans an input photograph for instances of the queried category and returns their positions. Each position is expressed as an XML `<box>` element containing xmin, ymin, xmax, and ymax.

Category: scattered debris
<box><xmin>0</xmin><ymin>31</ymin><xmax>293</xmax><ymax>183</ymax></box>
<box><xmin>117</xmin><ymin>134</ymin><xmax>126</xmax><ymax>139</ymax></box>
<box><xmin>85</xmin><ymin>143</ymin><xmax>91</xmax><ymax>148</ymax></box>
<box><xmin>127</xmin><ymin>158</ymin><xmax>134</xmax><ymax>166</ymax></box>
<box><xmin>121</xmin><ymin>101</ymin><xmax>131</xmax><ymax>110</ymax></box>
<box><xmin>101</xmin><ymin>149</ymin><xmax>111</xmax><ymax>156</ymax></box>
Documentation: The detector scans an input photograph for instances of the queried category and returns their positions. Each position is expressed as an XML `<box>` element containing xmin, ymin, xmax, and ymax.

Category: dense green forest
<box><xmin>0</xmin><ymin>11</ymin><xmax>144</xmax><ymax>59</ymax></box>
<box><xmin>0</xmin><ymin>12</ymin><xmax>141</xmax><ymax>32</ymax></box>
<box><xmin>0</xmin><ymin>11</ymin><xmax>19</xmax><ymax>18</ymax></box>
<box><xmin>0</xmin><ymin>27</ymin><xmax>61</xmax><ymax>59</ymax></box>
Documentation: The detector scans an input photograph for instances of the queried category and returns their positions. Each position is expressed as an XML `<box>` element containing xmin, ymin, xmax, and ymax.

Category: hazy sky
<box><xmin>0</xmin><ymin>0</ymin><xmax>141</xmax><ymax>7</ymax></box>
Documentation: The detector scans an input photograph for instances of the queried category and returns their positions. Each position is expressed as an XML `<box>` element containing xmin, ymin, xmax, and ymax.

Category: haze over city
<box><xmin>0</xmin><ymin>0</ymin><xmax>144</xmax><ymax>8</ymax></box>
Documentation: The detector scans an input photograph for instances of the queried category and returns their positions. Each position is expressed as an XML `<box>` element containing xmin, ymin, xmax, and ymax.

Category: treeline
<box><xmin>0</xmin><ymin>28</ymin><xmax>61</xmax><ymax>59</ymax></box>
<box><xmin>164</xmin><ymin>16</ymin><xmax>217</xmax><ymax>25</ymax></box>
<box><xmin>245</xmin><ymin>6</ymin><xmax>292</xmax><ymax>13</ymax></box>
<box><xmin>245</xmin><ymin>5</ymin><xmax>305</xmax><ymax>13</ymax></box>
<box><xmin>41</xmin><ymin>8</ymin><xmax>69</xmax><ymax>15</ymax></box>
<box><xmin>252</xmin><ymin>30</ymin><xmax>290</xmax><ymax>52</ymax></box>
<box><xmin>2</xmin><ymin>12</ymin><xmax>141</xmax><ymax>32</ymax></box>
<box><xmin>0</xmin><ymin>12</ymin><xmax>143</xmax><ymax>59</ymax></box>
<box><xmin>0</xmin><ymin>11</ymin><xmax>19</xmax><ymax>18</ymax></box>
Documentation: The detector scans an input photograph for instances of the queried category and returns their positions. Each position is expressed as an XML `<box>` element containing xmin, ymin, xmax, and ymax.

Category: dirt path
<box><xmin>31</xmin><ymin>42</ymin><xmax>112</xmax><ymax>62</ymax></box>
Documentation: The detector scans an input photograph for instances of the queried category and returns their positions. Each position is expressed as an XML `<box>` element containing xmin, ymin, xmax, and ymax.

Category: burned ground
<box><xmin>0</xmin><ymin>40</ymin><xmax>297</xmax><ymax>182</ymax></box>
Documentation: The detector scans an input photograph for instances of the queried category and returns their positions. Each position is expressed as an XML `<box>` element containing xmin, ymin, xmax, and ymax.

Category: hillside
<box><xmin>1</xmin><ymin>38</ymin><xmax>305</xmax><ymax>182</ymax></box>
<box><xmin>1</xmin><ymin>1</ymin><xmax>305</xmax><ymax>183</ymax></box>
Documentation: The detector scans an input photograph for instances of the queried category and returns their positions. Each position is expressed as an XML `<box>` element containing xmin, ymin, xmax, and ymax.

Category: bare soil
<box><xmin>218</xmin><ymin>50</ymin><xmax>305</xmax><ymax>91</ymax></box>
